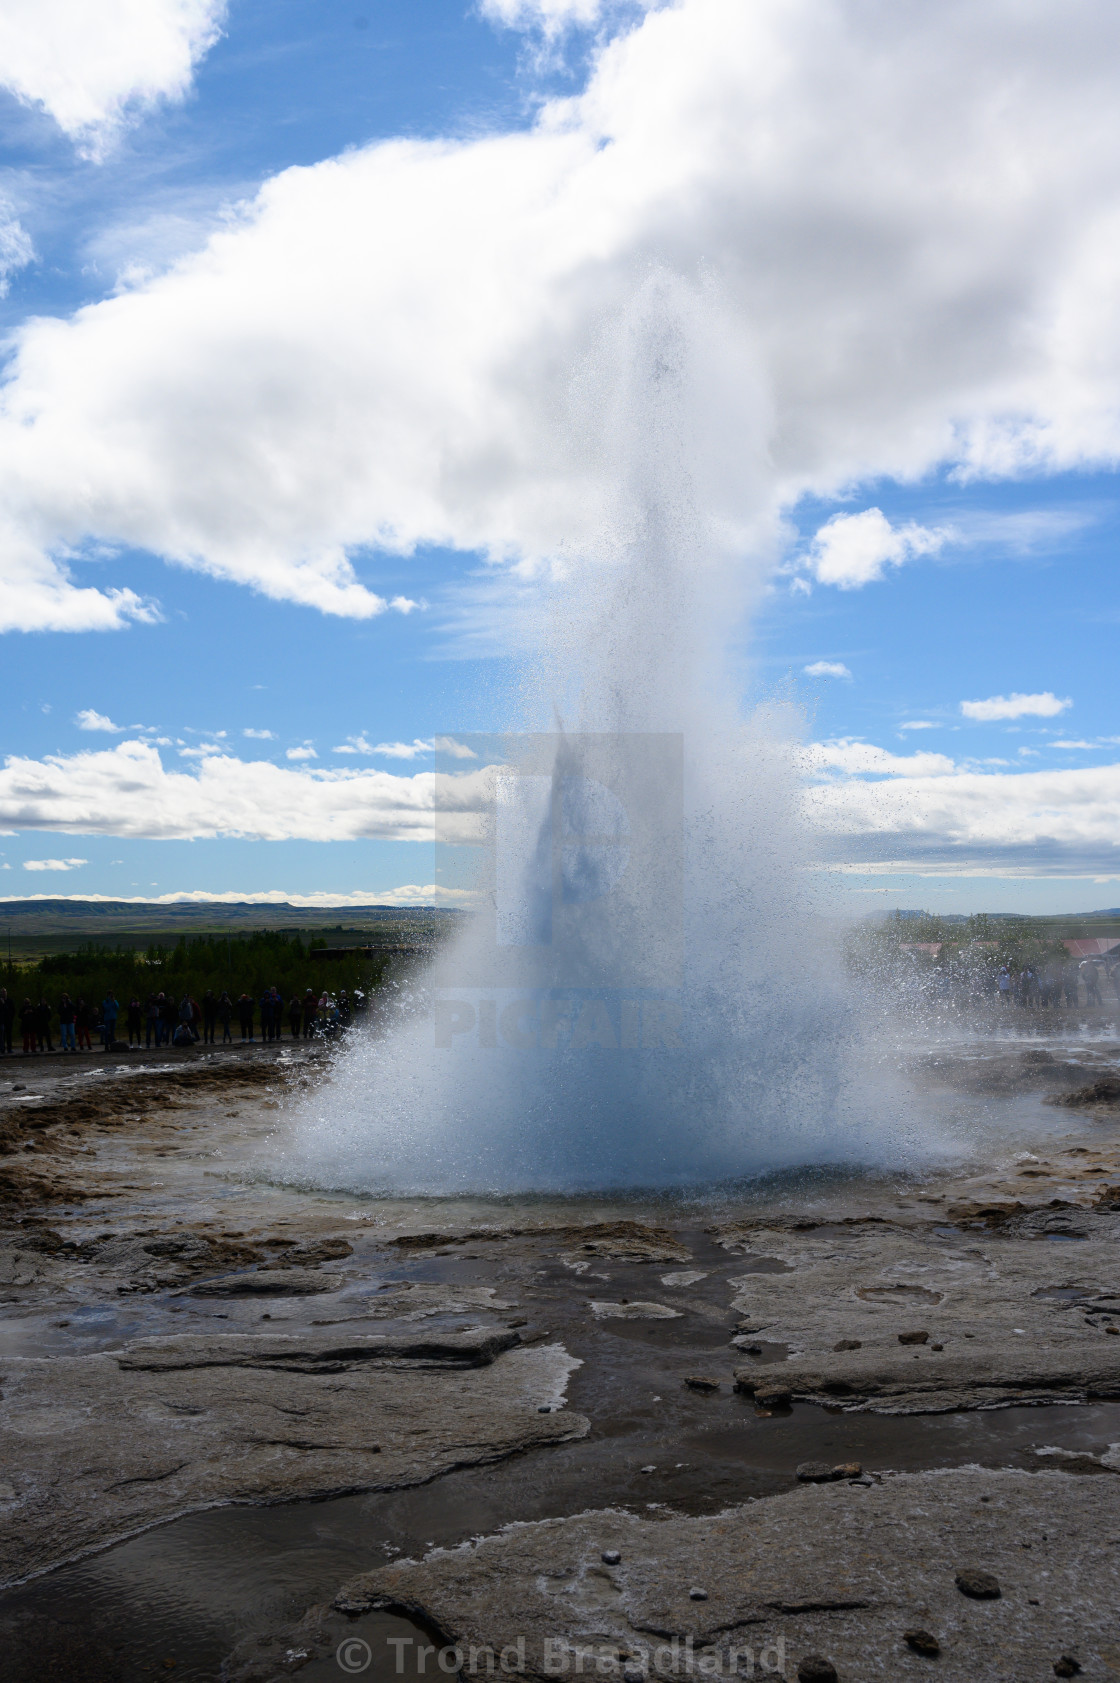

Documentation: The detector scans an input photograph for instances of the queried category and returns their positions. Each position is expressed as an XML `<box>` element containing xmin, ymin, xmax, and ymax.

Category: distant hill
<box><xmin>0</xmin><ymin>898</ymin><xmax>458</xmax><ymax>948</ymax></box>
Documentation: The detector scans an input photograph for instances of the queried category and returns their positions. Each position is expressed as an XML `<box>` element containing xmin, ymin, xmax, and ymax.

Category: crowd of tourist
<box><xmin>995</xmin><ymin>957</ymin><xmax>1111</xmax><ymax>1008</ymax></box>
<box><xmin>0</xmin><ymin>985</ymin><xmax>367</xmax><ymax>1055</ymax></box>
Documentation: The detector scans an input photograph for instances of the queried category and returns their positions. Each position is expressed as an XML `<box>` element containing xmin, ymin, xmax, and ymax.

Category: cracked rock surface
<box><xmin>0</xmin><ymin>1329</ymin><xmax>586</xmax><ymax>1586</ymax></box>
<box><xmin>724</xmin><ymin>1214</ymin><xmax>1120</xmax><ymax>1412</ymax></box>
<box><xmin>309</xmin><ymin>1470</ymin><xmax>1118</xmax><ymax>1683</ymax></box>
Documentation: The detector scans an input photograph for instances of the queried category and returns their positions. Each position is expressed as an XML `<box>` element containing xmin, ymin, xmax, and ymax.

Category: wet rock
<box><xmin>187</xmin><ymin>1266</ymin><xmax>344</xmax><ymax>1296</ymax></box>
<box><xmin>955</xmin><ymin>1569</ymin><xmax>1001</xmax><ymax>1599</ymax></box>
<box><xmin>1046</xmin><ymin>1076</ymin><xmax>1120</xmax><ymax>1109</ymax></box>
<box><xmin>898</xmin><ymin>1329</ymin><xmax>929</xmax><ymax>1345</ymax></box>
<box><xmin>728</xmin><ymin>1217</ymin><xmax>1120</xmax><ymax>1413</ymax></box>
<box><xmin>601</xmin><ymin>1550</ymin><xmax>622</xmax><ymax>1565</ymax></box>
<box><xmin>590</xmin><ymin>1300</ymin><xmax>682</xmax><ymax>1320</ymax></box>
<box><xmin>319</xmin><ymin>1470</ymin><xmax>1117</xmax><ymax>1683</ymax></box>
<box><xmin>1053</xmin><ymin>1657</ymin><xmax>1083</xmax><ymax>1677</ymax></box>
<box><xmin>683</xmin><ymin>1376</ymin><xmax>720</xmax><ymax>1393</ymax></box>
<box><xmin>0</xmin><ymin>1332</ymin><xmax>586</xmax><ymax>1586</ymax></box>
<box><xmin>688</xmin><ymin>1587</ymin><xmax>708</xmax><ymax>1600</ymax></box>
<box><xmin>315</xmin><ymin>1284</ymin><xmax>518</xmax><ymax>1324</ymax></box>
<box><xmin>904</xmin><ymin>1629</ymin><xmax>941</xmax><ymax>1656</ymax></box>
<box><xmin>796</xmin><ymin>1660</ymin><xmax>837</xmax><ymax>1683</ymax></box>
<box><xmin>796</xmin><ymin>1462</ymin><xmax>844</xmax><ymax>1483</ymax></box>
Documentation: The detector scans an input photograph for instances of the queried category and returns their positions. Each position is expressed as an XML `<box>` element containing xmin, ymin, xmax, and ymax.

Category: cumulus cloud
<box><xmin>242</xmin><ymin>727</ymin><xmax>273</xmax><ymax>739</ymax></box>
<box><xmin>285</xmin><ymin>744</ymin><xmax>317</xmax><ymax>761</ymax></box>
<box><xmin>0</xmin><ymin>740</ymin><xmax>493</xmax><ymax>843</ymax></box>
<box><xmin>807</xmin><ymin>510</ymin><xmax>949</xmax><ymax>589</ymax></box>
<box><xmin>960</xmin><ymin>692</ymin><xmax>1071</xmax><ymax>721</ymax></box>
<box><xmin>23</xmin><ymin>857</ymin><xmax>87</xmax><ymax>871</ymax></box>
<box><xmin>0</xmin><ymin>0</ymin><xmax>226</xmax><ymax>154</ymax></box>
<box><xmin>898</xmin><ymin>720</ymin><xmax>939</xmax><ymax>731</ymax></box>
<box><xmin>803</xmin><ymin>660</ymin><xmax>851</xmax><ymax>679</ymax></box>
<box><xmin>805</xmin><ymin>756</ymin><xmax>1120</xmax><ymax>875</ymax></box>
<box><xmin>2</xmin><ymin>1</ymin><xmax>1120</xmax><ymax>629</ymax></box>
<box><xmin>76</xmin><ymin>709</ymin><xmax>121</xmax><ymax>732</ymax></box>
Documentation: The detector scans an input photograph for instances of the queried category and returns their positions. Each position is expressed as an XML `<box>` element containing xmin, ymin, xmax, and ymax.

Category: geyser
<box><xmin>280</xmin><ymin>291</ymin><xmax>918</xmax><ymax>1196</ymax></box>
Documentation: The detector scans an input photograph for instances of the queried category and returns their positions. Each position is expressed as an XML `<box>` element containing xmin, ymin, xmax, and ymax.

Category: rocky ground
<box><xmin>0</xmin><ymin>1039</ymin><xmax>1118</xmax><ymax>1680</ymax></box>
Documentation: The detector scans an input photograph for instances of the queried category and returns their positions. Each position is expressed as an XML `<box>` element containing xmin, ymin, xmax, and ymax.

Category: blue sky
<box><xmin>0</xmin><ymin>0</ymin><xmax>1118</xmax><ymax>915</ymax></box>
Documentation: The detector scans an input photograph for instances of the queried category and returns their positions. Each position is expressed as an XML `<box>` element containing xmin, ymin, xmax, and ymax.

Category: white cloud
<box><xmin>1052</xmin><ymin>739</ymin><xmax>1096</xmax><ymax>749</ymax></box>
<box><xmin>2</xmin><ymin>2</ymin><xmax>1120</xmax><ymax>628</ymax></box>
<box><xmin>0</xmin><ymin>0</ymin><xmax>226</xmax><ymax>154</ymax></box>
<box><xmin>242</xmin><ymin>727</ymin><xmax>274</xmax><ymax>739</ymax></box>
<box><xmin>0</xmin><ymin>740</ymin><xmax>491</xmax><ymax>843</ymax></box>
<box><xmin>285</xmin><ymin>744</ymin><xmax>317</xmax><ymax>761</ymax></box>
<box><xmin>960</xmin><ymin>691</ymin><xmax>1071</xmax><ymax>721</ymax></box>
<box><xmin>807</xmin><ymin>510</ymin><xmax>949</xmax><ymax>589</ymax></box>
<box><xmin>898</xmin><ymin>720</ymin><xmax>938</xmax><ymax>731</ymax></box>
<box><xmin>481</xmin><ymin>0</ymin><xmax>655</xmax><ymax>33</ymax></box>
<box><xmin>433</xmin><ymin>736</ymin><xmax>479</xmax><ymax>760</ymax></box>
<box><xmin>805</xmin><ymin>755</ymin><xmax>1120</xmax><ymax>874</ymax></box>
<box><xmin>0</xmin><ymin>884</ymin><xmax>476</xmax><ymax>907</ymax></box>
<box><xmin>76</xmin><ymin>708</ymin><xmax>121</xmax><ymax>732</ymax></box>
<box><xmin>23</xmin><ymin>857</ymin><xmax>87</xmax><ymax>871</ymax></box>
<box><xmin>804</xmin><ymin>739</ymin><xmax>957</xmax><ymax>780</ymax></box>
<box><xmin>803</xmin><ymin>660</ymin><xmax>851</xmax><ymax>679</ymax></box>
<box><xmin>0</xmin><ymin>209</ymin><xmax>34</xmax><ymax>297</ymax></box>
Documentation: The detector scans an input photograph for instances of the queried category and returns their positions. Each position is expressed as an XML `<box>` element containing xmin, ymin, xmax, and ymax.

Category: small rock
<box><xmin>796</xmin><ymin>1658</ymin><xmax>838</xmax><ymax>1683</ymax></box>
<box><xmin>833</xmin><ymin>1462</ymin><xmax>862</xmax><ymax>1479</ymax></box>
<box><xmin>904</xmin><ymin>1629</ymin><xmax>941</xmax><ymax>1657</ymax></box>
<box><xmin>1053</xmin><ymin>1658</ymin><xmax>1082</xmax><ymax>1678</ymax></box>
<box><xmin>796</xmin><ymin>1461</ymin><xmax>842</xmax><ymax>1483</ymax></box>
<box><xmin>332</xmin><ymin>1593</ymin><xmax>373</xmax><ymax>1616</ymax></box>
<box><xmin>931</xmin><ymin>1343</ymin><xmax>944</xmax><ymax>1351</ymax></box>
<box><xmin>640</xmin><ymin>1464</ymin><xmax>656</xmax><ymax>1474</ymax></box>
<box><xmin>955</xmin><ymin>1569</ymin><xmax>1001</xmax><ymax>1599</ymax></box>
<box><xmin>684</xmin><ymin>1376</ymin><xmax>720</xmax><ymax>1393</ymax></box>
<box><xmin>832</xmin><ymin>1339</ymin><xmax>861</xmax><ymax>1351</ymax></box>
<box><xmin>755</xmin><ymin>1385</ymin><xmax>792</xmax><ymax>1407</ymax></box>
<box><xmin>688</xmin><ymin>1587</ymin><xmax>708</xmax><ymax>1601</ymax></box>
<box><xmin>1106</xmin><ymin>1326</ymin><xmax>1119</xmax><ymax>1336</ymax></box>
<box><xmin>601</xmin><ymin>1550</ymin><xmax>621</xmax><ymax>1565</ymax></box>
<box><xmin>898</xmin><ymin>1329</ymin><xmax>929</xmax><ymax>1345</ymax></box>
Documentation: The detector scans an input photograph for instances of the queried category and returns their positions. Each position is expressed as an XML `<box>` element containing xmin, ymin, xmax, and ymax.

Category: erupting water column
<box><xmin>280</xmin><ymin>285</ymin><xmax>910</xmax><ymax>1197</ymax></box>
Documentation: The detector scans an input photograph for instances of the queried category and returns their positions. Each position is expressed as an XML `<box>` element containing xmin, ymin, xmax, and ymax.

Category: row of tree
<box><xmin>3</xmin><ymin>931</ymin><xmax>396</xmax><ymax>1009</ymax></box>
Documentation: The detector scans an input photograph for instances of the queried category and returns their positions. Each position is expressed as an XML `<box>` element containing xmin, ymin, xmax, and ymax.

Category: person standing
<box><xmin>288</xmin><ymin>994</ymin><xmax>302</xmax><ymax>1039</ymax></box>
<box><xmin>20</xmin><ymin>998</ymin><xmax>35</xmax><ymax>1054</ymax></box>
<box><xmin>159</xmin><ymin>991</ymin><xmax>176</xmax><ymax>1046</ymax></box>
<box><xmin>0</xmin><ymin>988</ymin><xmax>13</xmax><ymax>1055</ymax></box>
<box><xmin>145</xmin><ymin>993</ymin><xmax>160</xmax><ymax>1049</ymax></box>
<box><xmin>126</xmin><ymin>996</ymin><xmax>143</xmax><ymax>1047</ymax></box>
<box><xmin>58</xmin><ymin>993</ymin><xmax>76</xmax><ymax>1052</ymax></box>
<box><xmin>201</xmin><ymin>990</ymin><xmax>217</xmax><ymax>1045</ymax></box>
<box><xmin>259</xmin><ymin>987</ymin><xmax>274</xmax><ymax>1044</ymax></box>
<box><xmin>217</xmin><ymin>990</ymin><xmax>233</xmax><ymax>1044</ymax></box>
<box><xmin>238</xmin><ymin>992</ymin><xmax>254</xmax><ymax>1041</ymax></box>
<box><xmin>301</xmin><ymin>988</ymin><xmax>317</xmax><ymax>1039</ymax></box>
<box><xmin>34</xmin><ymin>997</ymin><xmax>53</xmax><ymax>1052</ymax></box>
<box><xmin>101</xmin><ymin>992</ymin><xmax>119</xmax><ymax>1050</ymax></box>
<box><xmin>76</xmin><ymin>997</ymin><xmax>93</xmax><ymax>1051</ymax></box>
<box><xmin>1082</xmin><ymin>959</ymin><xmax>1103</xmax><ymax>1007</ymax></box>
